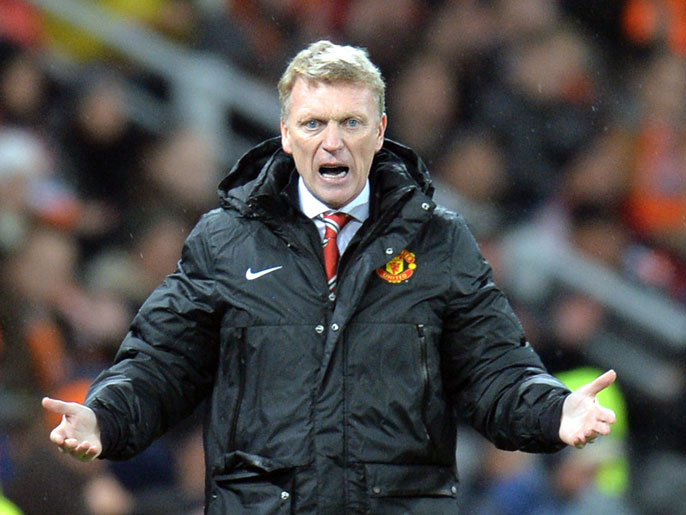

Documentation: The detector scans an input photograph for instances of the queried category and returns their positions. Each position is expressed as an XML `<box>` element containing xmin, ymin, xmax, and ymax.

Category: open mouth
<box><xmin>319</xmin><ymin>165</ymin><xmax>349</xmax><ymax>178</ymax></box>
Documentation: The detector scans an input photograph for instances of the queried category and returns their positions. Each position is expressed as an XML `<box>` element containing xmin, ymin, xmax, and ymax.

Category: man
<box><xmin>43</xmin><ymin>40</ymin><xmax>616</xmax><ymax>513</ymax></box>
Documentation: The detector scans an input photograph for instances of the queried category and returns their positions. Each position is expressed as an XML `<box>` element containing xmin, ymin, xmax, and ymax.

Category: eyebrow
<box><xmin>295</xmin><ymin>110</ymin><xmax>370</xmax><ymax>123</ymax></box>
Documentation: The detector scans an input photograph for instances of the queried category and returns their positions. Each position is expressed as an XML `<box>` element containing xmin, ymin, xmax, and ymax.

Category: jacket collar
<box><xmin>217</xmin><ymin>136</ymin><xmax>435</xmax><ymax>219</ymax></box>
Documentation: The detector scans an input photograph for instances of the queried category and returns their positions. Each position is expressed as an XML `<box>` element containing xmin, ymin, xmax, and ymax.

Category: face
<box><xmin>281</xmin><ymin>78</ymin><xmax>387</xmax><ymax>209</ymax></box>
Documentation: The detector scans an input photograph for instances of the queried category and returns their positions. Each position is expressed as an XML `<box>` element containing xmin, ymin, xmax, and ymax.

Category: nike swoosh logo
<box><xmin>245</xmin><ymin>265</ymin><xmax>283</xmax><ymax>280</ymax></box>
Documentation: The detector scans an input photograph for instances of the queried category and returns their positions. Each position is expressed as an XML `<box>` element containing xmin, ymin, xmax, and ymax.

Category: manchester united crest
<box><xmin>377</xmin><ymin>249</ymin><xmax>417</xmax><ymax>283</ymax></box>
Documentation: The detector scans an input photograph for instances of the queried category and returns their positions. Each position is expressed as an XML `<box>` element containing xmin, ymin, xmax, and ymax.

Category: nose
<box><xmin>321</xmin><ymin>122</ymin><xmax>344</xmax><ymax>152</ymax></box>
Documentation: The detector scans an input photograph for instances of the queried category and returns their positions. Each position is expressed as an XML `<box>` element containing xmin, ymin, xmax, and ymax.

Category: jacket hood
<box><xmin>217</xmin><ymin>136</ymin><xmax>434</xmax><ymax>213</ymax></box>
<box><xmin>375</xmin><ymin>138</ymin><xmax>434</xmax><ymax>197</ymax></box>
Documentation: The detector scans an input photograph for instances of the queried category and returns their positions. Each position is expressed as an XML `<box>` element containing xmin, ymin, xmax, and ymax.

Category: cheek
<box><xmin>364</xmin><ymin>137</ymin><xmax>383</xmax><ymax>160</ymax></box>
<box><xmin>289</xmin><ymin>147</ymin><xmax>315</xmax><ymax>175</ymax></box>
<box><xmin>289</xmin><ymin>143</ymin><xmax>308</xmax><ymax>163</ymax></box>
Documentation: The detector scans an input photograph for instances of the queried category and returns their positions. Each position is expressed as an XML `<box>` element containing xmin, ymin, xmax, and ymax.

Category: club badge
<box><xmin>377</xmin><ymin>249</ymin><xmax>417</xmax><ymax>283</ymax></box>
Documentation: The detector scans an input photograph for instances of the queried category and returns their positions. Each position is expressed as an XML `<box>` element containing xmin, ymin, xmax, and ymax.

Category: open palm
<box><xmin>558</xmin><ymin>369</ymin><xmax>617</xmax><ymax>448</ymax></box>
<box><xmin>42</xmin><ymin>397</ymin><xmax>102</xmax><ymax>461</ymax></box>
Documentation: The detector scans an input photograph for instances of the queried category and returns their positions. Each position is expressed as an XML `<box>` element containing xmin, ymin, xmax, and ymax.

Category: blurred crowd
<box><xmin>0</xmin><ymin>0</ymin><xmax>685</xmax><ymax>514</ymax></box>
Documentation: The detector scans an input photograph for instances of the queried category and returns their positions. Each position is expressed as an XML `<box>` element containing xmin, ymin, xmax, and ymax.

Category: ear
<box><xmin>280</xmin><ymin>119</ymin><xmax>292</xmax><ymax>155</ymax></box>
<box><xmin>375</xmin><ymin>114</ymin><xmax>388</xmax><ymax>152</ymax></box>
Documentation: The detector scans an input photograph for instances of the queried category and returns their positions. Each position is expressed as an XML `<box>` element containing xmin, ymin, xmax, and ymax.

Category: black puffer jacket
<box><xmin>86</xmin><ymin>137</ymin><xmax>570</xmax><ymax>514</ymax></box>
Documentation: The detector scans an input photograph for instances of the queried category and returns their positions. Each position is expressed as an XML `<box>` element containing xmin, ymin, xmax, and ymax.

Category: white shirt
<box><xmin>298</xmin><ymin>176</ymin><xmax>370</xmax><ymax>256</ymax></box>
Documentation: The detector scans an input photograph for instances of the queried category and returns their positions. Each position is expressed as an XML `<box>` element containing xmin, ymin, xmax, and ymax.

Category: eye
<box><xmin>345</xmin><ymin>118</ymin><xmax>360</xmax><ymax>128</ymax></box>
<box><xmin>304</xmin><ymin>120</ymin><xmax>320</xmax><ymax>130</ymax></box>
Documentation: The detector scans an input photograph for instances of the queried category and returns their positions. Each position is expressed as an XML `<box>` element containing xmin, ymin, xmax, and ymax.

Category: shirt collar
<box><xmin>298</xmin><ymin>176</ymin><xmax>370</xmax><ymax>222</ymax></box>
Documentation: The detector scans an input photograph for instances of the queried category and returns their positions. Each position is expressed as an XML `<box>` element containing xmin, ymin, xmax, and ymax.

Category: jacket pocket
<box><xmin>417</xmin><ymin>324</ymin><xmax>433</xmax><ymax>446</ymax></box>
<box><xmin>208</xmin><ymin>451</ymin><xmax>295</xmax><ymax>515</ymax></box>
<box><xmin>364</xmin><ymin>463</ymin><xmax>458</xmax><ymax>515</ymax></box>
<box><xmin>228</xmin><ymin>328</ymin><xmax>246</xmax><ymax>451</ymax></box>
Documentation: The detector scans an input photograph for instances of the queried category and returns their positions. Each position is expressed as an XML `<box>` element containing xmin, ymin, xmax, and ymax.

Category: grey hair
<box><xmin>278</xmin><ymin>40</ymin><xmax>386</xmax><ymax>120</ymax></box>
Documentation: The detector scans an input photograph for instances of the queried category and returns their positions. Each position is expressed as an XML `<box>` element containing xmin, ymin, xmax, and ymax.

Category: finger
<box><xmin>580</xmin><ymin>421</ymin><xmax>614</xmax><ymax>444</ymax></box>
<box><xmin>574</xmin><ymin>435</ymin><xmax>590</xmax><ymax>448</ymax></box>
<box><xmin>84</xmin><ymin>446</ymin><xmax>100</xmax><ymax>460</ymax></box>
<box><xmin>583</xmin><ymin>428</ymin><xmax>598</xmax><ymax>440</ymax></box>
<box><xmin>49</xmin><ymin>426</ymin><xmax>67</xmax><ymax>446</ymax></box>
<box><xmin>590</xmin><ymin>420</ymin><xmax>613</xmax><ymax>436</ymax></box>
<box><xmin>74</xmin><ymin>442</ymin><xmax>93</xmax><ymax>459</ymax></box>
<box><xmin>73</xmin><ymin>442</ymin><xmax>98</xmax><ymax>462</ymax></box>
<box><xmin>63</xmin><ymin>438</ymin><xmax>82</xmax><ymax>452</ymax></box>
<box><xmin>598</xmin><ymin>406</ymin><xmax>617</xmax><ymax>425</ymax></box>
<box><xmin>42</xmin><ymin>397</ymin><xmax>79</xmax><ymax>417</ymax></box>
<box><xmin>596</xmin><ymin>424</ymin><xmax>611</xmax><ymax>436</ymax></box>
<box><xmin>584</xmin><ymin>369</ymin><xmax>617</xmax><ymax>396</ymax></box>
<box><xmin>74</xmin><ymin>441</ymin><xmax>91</xmax><ymax>453</ymax></box>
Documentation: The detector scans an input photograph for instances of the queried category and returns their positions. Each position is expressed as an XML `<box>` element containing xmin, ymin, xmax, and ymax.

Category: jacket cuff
<box><xmin>88</xmin><ymin>403</ymin><xmax>119</xmax><ymax>459</ymax></box>
<box><xmin>540</xmin><ymin>393</ymin><xmax>568</xmax><ymax>447</ymax></box>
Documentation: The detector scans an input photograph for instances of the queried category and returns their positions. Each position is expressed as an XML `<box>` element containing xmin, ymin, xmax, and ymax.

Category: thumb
<box><xmin>582</xmin><ymin>369</ymin><xmax>617</xmax><ymax>397</ymax></box>
<box><xmin>42</xmin><ymin>397</ymin><xmax>80</xmax><ymax>417</ymax></box>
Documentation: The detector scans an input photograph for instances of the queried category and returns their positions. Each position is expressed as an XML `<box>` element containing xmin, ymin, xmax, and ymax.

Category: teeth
<box><xmin>320</xmin><ymin>166</ymin><xmax>348</xmax><ymax>178</ymax></box>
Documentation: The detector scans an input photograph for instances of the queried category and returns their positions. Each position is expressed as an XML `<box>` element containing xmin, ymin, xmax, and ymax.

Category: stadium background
<box><xmin>0</xmin><ymin>0</ymin><xmax>685</xmax><ymax>513</ymax></box>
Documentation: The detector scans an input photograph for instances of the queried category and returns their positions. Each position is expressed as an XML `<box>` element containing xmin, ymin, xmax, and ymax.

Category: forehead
<box><xmin>289</xmin><ymin>78</ymin><xmax>378</xmax><ymax>118</ymax></box>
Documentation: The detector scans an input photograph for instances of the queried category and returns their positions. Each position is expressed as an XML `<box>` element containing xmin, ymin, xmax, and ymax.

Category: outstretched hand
<box><xmin>558</xmin><ymin>369</ymin><xmax>617</xmax><ymax>448</ymax></box>
<box><xmin>42</xmin><ymin>397</ymin><xmax>102</xmax><ymax>462</ymax></box>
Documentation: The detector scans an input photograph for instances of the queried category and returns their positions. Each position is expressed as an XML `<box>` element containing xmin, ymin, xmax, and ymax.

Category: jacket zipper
<box><xmin>417</xmin><ymin>324</ymin><xmax>433</xmax><ymax>445</ymax></box>
<box><xmin>342</xmin><ymin>324</ymin><xmax>350</xmax><ymax>508</ymax></box>
<box><xmin>228</xmin><ymin>328</ymin><xmax>246</xmax><ymax>450</ymax></box>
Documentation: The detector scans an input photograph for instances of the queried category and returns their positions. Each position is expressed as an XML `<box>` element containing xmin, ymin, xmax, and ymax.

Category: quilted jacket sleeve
<box><xmin>440</xmin><ymin>215</ymin><xmax>570</xmax><ymax>453</ymax></box>
<box><xmin>85</xmin><ymin>213</ymin><xmax>222</xmax><ymax>460</ymax></box>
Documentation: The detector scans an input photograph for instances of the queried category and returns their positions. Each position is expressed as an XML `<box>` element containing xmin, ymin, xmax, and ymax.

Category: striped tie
<box><xmin>320</xmin><ymin>211</ymin><xmax>352</xmax><ymax>291</ymax></box>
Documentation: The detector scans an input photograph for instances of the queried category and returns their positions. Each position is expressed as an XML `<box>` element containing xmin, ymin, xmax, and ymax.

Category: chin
<box><xmin>316</xmin><ymin>189</ymin><xmax>351</xmax><ymax>210</ymax></box>
<box><xmin>322</xmin><ymin>199</ymin><xmax>344</xmax><ymax>210</ymax></box>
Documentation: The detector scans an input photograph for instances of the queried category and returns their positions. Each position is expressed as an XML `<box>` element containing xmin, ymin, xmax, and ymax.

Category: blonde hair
<box><xmin>278</xmin><ymin>40</ymin><xmax>386</xmax><ymax>120</ymax></box>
